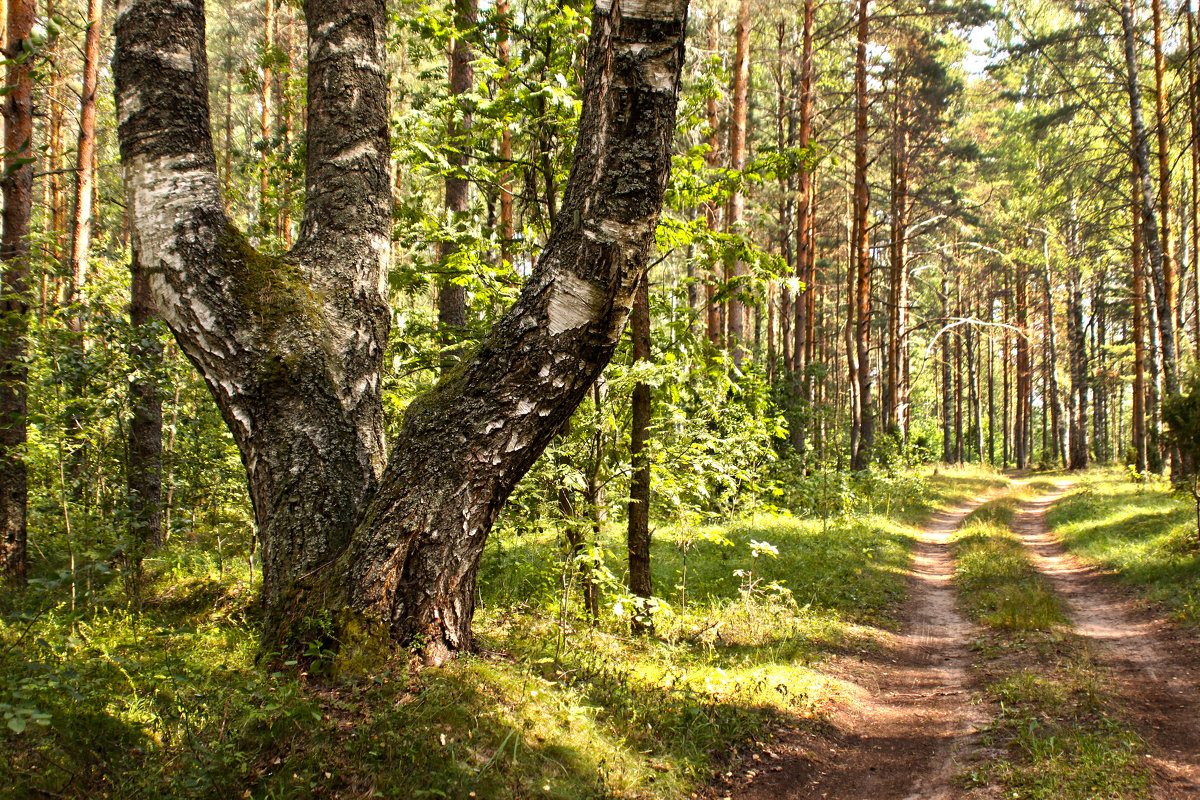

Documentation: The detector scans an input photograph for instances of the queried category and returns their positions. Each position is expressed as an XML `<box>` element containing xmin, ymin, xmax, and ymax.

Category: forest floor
<box><xmin>5</xmin><ymin>467</ymin><xmax>1199</xmax><ymax>799</ymax></box>
<box><xmin>715</xmin><ymin>474</ymin><xmax>1200</xmax><ymax>800</ymax></box>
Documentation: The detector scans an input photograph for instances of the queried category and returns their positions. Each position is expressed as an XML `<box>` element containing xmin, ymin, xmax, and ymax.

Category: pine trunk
<box><xmin>0</xmin><ymin>0</ymin><xmax>32</xmax><ymax>583</ymax></box>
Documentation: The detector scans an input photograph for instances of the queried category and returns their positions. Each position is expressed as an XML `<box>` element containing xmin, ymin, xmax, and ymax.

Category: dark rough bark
<box><xmin>1014</xmin><ymin>268</ymin><xmax>1031</xmax><ymax>470</ymax></box>
<box><xmin>116</xmin><ymin>0</ymin><xmax>689</xmax><ymax>662</ymax></box>
<box><xmin>1067</xmin><ymin>269</ymin><xmax>1088</xmax><ymax>470</ymax></box>
<box><xmin>1040</xmin><ymin>234</ymin><xmax>1065</xmax><ymax>467</ymax></box>
<box><xmin>1133</xmin><ymin>162</ymin><xmax>1148</xmax><ymax>474</ymax></box>
<box><xmin>941</xmin><ymin>275</ymin><xmax>952</xmax><ymax>463</ymax></box>
<box><xmin>128</xmin><ymin>253</ymin><xmax>164</xmax><ymax>568</ymax></box>
<box><xmin>0</xmin><ymin>0</ymin><xmax>33</xmax><ymax>584</ymax></box>
<box><xmin>791</xmin><ymin>0</ymin><xmax>813</xmax><ymax>456</ymax></box>
<box><xmin>627</xmin><ymin>277</ymin><xmax>652</xmax><ymax>635</ymax></box>
<box><xmin>849</xmin><ymin>0</ymin><xmax>872</xmax><ymax>471</ymax></box>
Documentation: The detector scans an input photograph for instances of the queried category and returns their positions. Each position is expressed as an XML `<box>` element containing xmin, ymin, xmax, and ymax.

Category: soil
<box><xmin>714</xmin><ymin>494</ymin><xmax>999</xmax><ymax>800</ymax></box>
<box><xmin>1010</xmin><ymin>482</ymin><xmax>1200</xmax><ymax>800</ymax></box>
<box><xmin>712</xmin><ymin>481</ymin><xmax>1200</xmax><ymax>800</ymax></box>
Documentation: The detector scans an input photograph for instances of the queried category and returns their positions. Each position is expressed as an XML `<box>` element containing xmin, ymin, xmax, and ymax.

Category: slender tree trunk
<box><xmin>1152</xmin><ymin>0</ymin><xmax>1178</xmax><ymax>355</ymax></box>
<box><xmin>1015</xmin><ymin>267</ymin><xmax>1030</xmax><ymax>470</ymax></box>
<box><xmin>792</xmin><ymin>0</ymin><xmax>814</xmax><ymax>455</ymax></box>
<box><xmin>849</xmin><ymin>0</ymin><xmax>872</xmax><ymax>471</ymax></box>
<box><xmin>886</xmin><ymin>81</ymin><xmax>909</xmax><ymax>440</ymax></box>
<box><xmin>941</xmin><ymin>274</ymin><xmax>953</xmax><ymax>463</ymax></box>
<box><xmin>437</xmin><ymin>0</ymin><xmax>476</xmax><ymax>367</ymax></box>
<box><xmin>704</xmin><ymin>10</ymin><xmax>722</xmax><ymax>348</ymax></box>
<box><xmin>1041</xmin><ymin>234</ymin><xmax>1065</xmax><ymax>467</ymax></box>
<box><xmin>1093</xmin><ymin>267</ymin><xmax>1109</xmax><ymax>463</ymax></box>
<box><xmin>628</xmin><ymin>278</ymin><xmax>652</xmax><ymax>634</ymax></box>
<box><xmin>1067</xmin><ymin>267</ymin><xmax>1088</xmax><ymax>469</ymax></box>
<box><xmin>1190</xmin><ymin>8</ymin><xmax>1200</xmax><ymax>362</ymax></box>
<box><xmin>498</xmin><ymin>0</ymin><xmax>513</xmax><ymax>267</ymax></box>
<box><xmin>725</xmin><ymin>0</ymin><xmax>750</xmax><ymax>363</ymax></box>
<box><xmin>116</xmin><ymin>0</ymin><xmax>690</xmax><ymax>662</ymax></box>
<box><xmin>0</xmin><ymin>0</ymin><xmax>32</xmax><ymax>583</ymax></box>
<box><xmin>128</xmin><ymin>252</ymin><xmax>164</xmax><ymax>576</ymax></box>
<box><xmin>260</xmin><ymin>0</ymin><xmax>275</xmax><ymax>232</ymax></box>
<box><xmin>1122</xmin><ymin>0</ymin><xmax>1179</xmax><ymax>405</ymax></box>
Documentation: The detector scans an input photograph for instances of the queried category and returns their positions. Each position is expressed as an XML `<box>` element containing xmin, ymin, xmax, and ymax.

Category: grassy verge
<box><xmin>0</xmin><ymin>466</ymin><xmax>1006</xmax><ymax>799</ymax></box>
<box><xmin>1046</xmin><ymin>468</ymin><xmax>1200</xmax><ymax>624</ymax></box>
<box><xmin>953</xmin><ymin>485</ymin><xmax>1150</xmax><ymax>800</ymax></box>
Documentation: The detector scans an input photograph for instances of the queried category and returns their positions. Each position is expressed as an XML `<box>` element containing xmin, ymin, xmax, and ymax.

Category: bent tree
<box><xmin>114</xmin><ymin>0</ymin><xmax>689</xmax><ymax>663</ymax></box>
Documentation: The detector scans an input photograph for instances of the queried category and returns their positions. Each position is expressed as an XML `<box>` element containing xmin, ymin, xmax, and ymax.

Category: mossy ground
<box><xmin>0</xmin><ymin>466</ymin><xmax>1006</xmax><ymax>799</ymax></box>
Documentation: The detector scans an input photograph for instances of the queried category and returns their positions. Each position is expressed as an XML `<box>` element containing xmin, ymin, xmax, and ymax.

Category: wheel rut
<box><xmin>720</xmin><ymin>494</ymin><xmax>996</xmax><ymax>800</ymax></box>
<box><xmin>1011</xmin><ymin>483</ymin><xmax>1200</xmax><ymax>800</ymax></box>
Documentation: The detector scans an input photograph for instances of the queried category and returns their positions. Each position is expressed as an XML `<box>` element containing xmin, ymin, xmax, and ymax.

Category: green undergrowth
<box><xmin>0</xmin><ymin>466</ymin><xmax>1006</xmax><ymax>799</ymax></box>
<box><xmin>1046</xmin><ymin>468</ymin><xmax>1200</xmax><ymax>624</ymax></box>
<box><xmin>955</xmin><ymin>485</ymin><xmax>1151</xmax><ymax>800</ymax></box>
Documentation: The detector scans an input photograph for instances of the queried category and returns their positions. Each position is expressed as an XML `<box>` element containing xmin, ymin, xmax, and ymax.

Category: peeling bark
<box><xmin>116</xmin><ymin>0</ymin><xmax>689</xmax><ymax>660</ymax></box>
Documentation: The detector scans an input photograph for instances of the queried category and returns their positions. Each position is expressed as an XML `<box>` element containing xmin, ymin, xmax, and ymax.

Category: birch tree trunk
<box><xmin>115</xmin><ymin>0</ymin><xmax>689</xmax><ymax>663</ymax></box>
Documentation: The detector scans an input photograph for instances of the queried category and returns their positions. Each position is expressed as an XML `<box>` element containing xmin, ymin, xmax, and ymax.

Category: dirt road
<box><xmin>719</xmin><ymin>482</ymin><xmax>1200</xmax><ymax>800</ymax></box>
<box><xmin>1011</xmin><ymin>484</ymin><xmax>1200</xmax><ymax>800</ymax></box>
<box><xmin>722</xmin><ymin>495</ymin><xmax>995</xmax><ymax>800</ymax></box>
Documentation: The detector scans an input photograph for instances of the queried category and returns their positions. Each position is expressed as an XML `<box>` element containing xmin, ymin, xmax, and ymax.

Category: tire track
<box><xmin>722</xmin><ymin>493</ymin><xmax>997</xmax><ymax>800</ymax></box>
<box><xmin>1011</xmin><ymin>483</ymin><xmax>1200</xmax><ymax>799</ymax></box>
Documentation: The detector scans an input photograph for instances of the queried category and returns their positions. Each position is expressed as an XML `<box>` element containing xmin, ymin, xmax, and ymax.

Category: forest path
<box><xmin>720</xmin><ymin>489</ymin><xmax>999</xmax><ymax>800</ymax></box>
<box><xmin>1011</xmin><ymin>482</ymin><xmax>1200</xmax><ymax>799</ymax></box>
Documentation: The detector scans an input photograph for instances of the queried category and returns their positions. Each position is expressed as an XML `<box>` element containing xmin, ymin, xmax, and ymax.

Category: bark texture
<box><xmin>437</xmin><ymin>0</ymin><xmax>476</xmax><ymax>365</ymax></box>
<box><xmin>116</xmin><ymin>0</ymin><xmax>689</xmax><ymax>661</ymax></box>
<box><xmin>0</xmin><ymin>0</ymin><xmax>33</xmax><ymax>583</ymax></box>
<box><xmin>627</xmin><ymin>277</ymin><xmax>652</xmax><ymax>634</ymax></box>
<box><xmin>128</xmin><ymin>253</ymin><xmax>164</xmax><ymax>559</ymax></box>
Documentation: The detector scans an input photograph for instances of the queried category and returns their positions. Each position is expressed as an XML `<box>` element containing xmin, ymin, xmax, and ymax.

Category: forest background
<box><xmin>0</xmin><ymin>0</ymin><xmax>1199</xmax><ymax>795</ymax></box>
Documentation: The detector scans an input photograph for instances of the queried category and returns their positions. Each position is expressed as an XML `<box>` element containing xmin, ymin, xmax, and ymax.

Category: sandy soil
<box><xmin>1011</xmin><ymin>483</ymin><xmax>1200</xmax><ymax>800</ymax></box>
<box><xmin>716</xmin><ymin>495</ymin><xmax>998</xmax><ymax>800</ymax></box>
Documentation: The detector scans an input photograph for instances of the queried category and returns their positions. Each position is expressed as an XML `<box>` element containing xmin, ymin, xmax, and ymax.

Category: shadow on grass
<box><xmin>1048</xmin><ymin>474</ymin><xmax>1200</xmax><ymax>623</ymax></box>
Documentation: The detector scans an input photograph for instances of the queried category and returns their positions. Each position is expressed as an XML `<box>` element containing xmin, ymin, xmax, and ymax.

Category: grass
<box><xmin>1046</xmin><ymin>468</ymin><xmax>1200</xmax><ymax>624</ymax></box>
<box><xmin>953</xmin><ymin>484</ymin><xmax>1152</xmax><ymax>800</ymax></box>
<box><xmin>0</xmin><ymin>465</ymin><xmax>1009</xmax><ymax>799</ymax></box>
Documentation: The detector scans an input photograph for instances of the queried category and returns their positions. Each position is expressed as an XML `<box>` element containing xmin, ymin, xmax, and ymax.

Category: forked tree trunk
<box><xmin>0</xmin><ymin>0</ymin><xmax>32</xmax><ymax>583</ymax></box>
<box><xmin>115</xmin><ymin>0</ymin><xmax>689</xmax><ymax>663</ymax></box>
